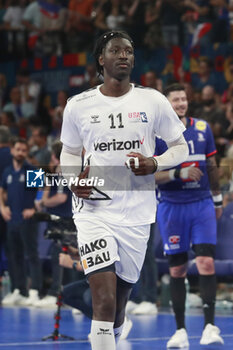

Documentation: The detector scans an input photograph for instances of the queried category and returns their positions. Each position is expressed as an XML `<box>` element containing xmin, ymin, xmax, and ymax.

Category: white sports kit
<box><xmin>61</xmin><ymin>84</ymin><xmax>185</xmax><ymax>282</ymax></box>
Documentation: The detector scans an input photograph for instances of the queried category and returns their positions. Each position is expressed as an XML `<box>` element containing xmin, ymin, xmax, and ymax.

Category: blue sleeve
<box><xmin>154</xmin><ymin>137</ymin><xmax>168</xmax><ymax>156</ymax></box>
<box><xmin>205</xmin><ymin>123</ymin><xmax>217</xmax><ymax>157</ymax></box>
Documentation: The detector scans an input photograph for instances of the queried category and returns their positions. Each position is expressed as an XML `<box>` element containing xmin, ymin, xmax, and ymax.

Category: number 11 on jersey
<box><xmin>109</xmin><ymin>113</ymin><xmax>124</xmax><ymax>129</ymax></box>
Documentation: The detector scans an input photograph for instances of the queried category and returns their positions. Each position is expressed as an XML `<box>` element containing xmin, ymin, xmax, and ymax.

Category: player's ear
<box><xmin>98</xmin><ymin>54</ymin><xmax>104</xmax><ymax>69</ymax></box>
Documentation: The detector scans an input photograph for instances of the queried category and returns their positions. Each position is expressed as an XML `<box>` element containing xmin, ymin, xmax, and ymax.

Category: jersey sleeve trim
<box><xmin>206</xmin><ymin>150</ymin><xmax>217</xmax><ymax>158</ymax></box>
<box><xmin>60</xmin><ymin>137</ymin><xmax>82</xmax><ymax>149</ymax></box>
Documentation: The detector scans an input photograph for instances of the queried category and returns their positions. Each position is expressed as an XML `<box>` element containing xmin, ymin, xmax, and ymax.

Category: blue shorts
<box><xmin>157</xmin><ymin>198</ymin><xmax>216</xmax><ymax>255</ymax></box>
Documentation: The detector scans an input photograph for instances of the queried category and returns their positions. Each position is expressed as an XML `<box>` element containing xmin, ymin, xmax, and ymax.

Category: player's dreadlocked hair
<box><xmin>93</xmin><ymin>31</ymin><xmax>134</xmax><ymax>76</ymax></box>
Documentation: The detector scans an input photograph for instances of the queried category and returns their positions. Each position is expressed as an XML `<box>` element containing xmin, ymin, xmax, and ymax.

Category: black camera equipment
<box><xmin>34</xmin><ymin>212</ymin><xmax>77</xmax><ymax>248</ymax></box>
<box><xmin>33</xmin><ymin>211</ymin><xmax>77</xmax><ymax>341</ymax></box>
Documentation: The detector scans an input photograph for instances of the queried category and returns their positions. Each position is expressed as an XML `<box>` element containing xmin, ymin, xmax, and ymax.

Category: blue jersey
<box><xmin>155</xmin><ymin>117</ymin><xmax>217</xmax><ymax>203</ymax></box>
<box><xmin>1</xmin><ymin>162</ymin><xmax>37</xmax><ymax>223</ymax></box>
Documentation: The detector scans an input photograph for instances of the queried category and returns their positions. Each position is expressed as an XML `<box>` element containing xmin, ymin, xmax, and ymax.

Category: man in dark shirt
<box><xmin>0</xmin><ymin>137</ymin><xmax>42</xmax><ymax>306</ymax></box>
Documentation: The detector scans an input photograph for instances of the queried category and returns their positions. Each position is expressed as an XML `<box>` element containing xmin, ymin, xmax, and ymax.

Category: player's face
<box><xmin>167</xmin><ymin>90</ymin><xmax>188</xmax><ymax>118</ymax></box>
<box><xmin>99</xmin><ymin>37</ymin><xmax>134</xmax><ymax>80</ymax></box>
<box><xmin>11</xmin><ymin>142</ymin><xmax>28</xmax><ymax>163</ymax></box>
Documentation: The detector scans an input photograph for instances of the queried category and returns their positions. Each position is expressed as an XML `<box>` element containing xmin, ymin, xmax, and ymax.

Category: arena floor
<box><xmin>0</xmin><ymin>306</ymin><xmax>232</xmax><ymax>349</ymax></box>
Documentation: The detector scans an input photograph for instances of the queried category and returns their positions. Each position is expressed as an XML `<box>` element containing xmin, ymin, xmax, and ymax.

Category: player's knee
<box><xmin>170</xmin><ymin>264</ymin><xmax>187</xmax><ymax>278</ymax></box>
<box><xmin>196</xmin><ymin>256</ymin><xmax>215</xmax><ymax>274</ymax></box>
<box><xmin>93</xmin><ymin>292</ymin><xmax>116</xmax><ymax>319</ymax></box>
<box><xmin>168</xmin><ymin>252</ymin><xmax>188</xmax><ymax>277</ymax></box>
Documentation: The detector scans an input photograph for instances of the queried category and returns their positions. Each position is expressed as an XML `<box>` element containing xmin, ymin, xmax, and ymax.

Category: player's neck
<box><xmin>100</xmin><ymin>78</ymin><xmax>131</xmax><ymax>97</ymax></box>
<box><xmin>13</xmin><ymin>158</ymin><xmax>24</xmax><ymax>171</ymax></box>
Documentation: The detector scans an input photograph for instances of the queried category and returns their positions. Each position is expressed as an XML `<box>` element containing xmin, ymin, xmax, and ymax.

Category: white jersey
<box><xmin>61</xmin><ymin>84</ymin><xmax>185</xmax><ymax>226</ymax></box>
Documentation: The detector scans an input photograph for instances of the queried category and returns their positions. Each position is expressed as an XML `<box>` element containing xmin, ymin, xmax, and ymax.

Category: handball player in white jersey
<box><xmin>60</xmin><ymin>30</ymin><xmax>188</xmax><ymax>350</ymax></box>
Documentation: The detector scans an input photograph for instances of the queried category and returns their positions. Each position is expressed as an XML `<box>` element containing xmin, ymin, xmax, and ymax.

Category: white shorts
<box><xmin>73</xmin><ymin>216</ymin><xmax>150</xmax><ymax>284</ymax></box>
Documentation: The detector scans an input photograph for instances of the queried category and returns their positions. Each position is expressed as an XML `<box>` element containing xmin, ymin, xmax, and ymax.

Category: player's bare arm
<box><xmin>60</xmin><ymin>144</ymin><xmax>92</xmax><ymax>199</ymax></box>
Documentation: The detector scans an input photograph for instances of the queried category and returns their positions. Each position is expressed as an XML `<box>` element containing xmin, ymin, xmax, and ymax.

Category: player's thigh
<box><xmin>191</xmin><ymin>198</ymin><xmax>217</xmax><ymax>246</ymax></box>
<box><xmin>112</xmin><ymin>224</ymin><xmax>150</xmax><ymax>283</ymax></box>
<box><xmin>73</xmin><ymin>216</ymin><xmax>120</xmax><ymax>276</ymax></box>
<box><xmin>157</xmin><ymin>202</ymin><xmax>191</xmax><ymax>255</ymax></box>
<box><xmin>113</xmin><ymin>224</ymin><xmax>151</xmax><ymax>284</ymax></box>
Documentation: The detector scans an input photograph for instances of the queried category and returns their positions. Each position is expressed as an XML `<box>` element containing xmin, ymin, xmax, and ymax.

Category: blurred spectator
<box><xmin>16</xmin><ymin>68</ymin><xmax>41</xmax><ymax>112</ymax></box>
<box><xmin>39</xmin><ymin>0</ymin><xmax>67</xmax><ymax>56</ymax></box>
<box><xmin>218</xmin><ymin>157</ymin><xmax>233</xmax><ymax>206</ymax></box>
<box><xmin>225</xmin><ymin>101</ymin><xmax>233</xmax><ymax>141</ymax></box>
<box><xmin>94</xmin><ymin>0</ymin><xmax>128</xmax><ymax>35</ymax></box>
<box><xmin>125</xmin><ymin>0</ymin><xmax>148</xmax><ymax>48</ymax></box>
<box><xmin>3</xmin><ymin>86</ymin><xmax>35</xmax><ymax>137</ymax></box>
<box><xmin>222</xmin><ymin>60</ymin><xmax>233</xmax><ymax>104</ymax></box>
<box><xmin>160</xmin><ymin>0</ymin><xmax>184</xmax><ymax>47</ymax></box>
<box><xmin>210</xmin><ymin>0</ymin><xmax>230</xmax><ymax>43</ymax></box>
<box><xmin>0</xmin><ymin>137</ymin><xmax>42</xmax><ymax>306</ymax></box>
<box><xmin>65</xmin><ymin>0</ymin><xmax>95</xmax><ymax>52</ymax></box>
<box><xmin>195</xmin><ymin>85</ymin><xmax>227</xmax><ymax>157</ymax></box>
<box><xmin>191</xmin><ymin>57</ymin><xmax>219</xmax><ymax>93</ymax></box>
<box><xmin>181</xmin><ymin>0</ymin><xmax>215</xmax><ymax>46</ymax></box>
<box><xmin>0</xmin><ymin>73</ymin><xmax>8</xmax><ymax>113</ymax></box>
<box><xmin>49</xmin><ymin>90</ymin><xmax>67</xmax><ymax>139</ymax></box>
<box><xmin>0</xmin><ymin>0</ymin><xmax>8</xmax><ymax>25</ymax></box>
<box><xmin>0</xmin><ymin>125</ymin><xmax>12</xmax><ymax>181</ymax></box>
<box><xmin>2</xmin><ymin>0</ymin><xmax>26</xmax><ymax>29</ymax></box>
<box><xmin>22</xmin><ymin>0</ymin><xmax>43</xmax><ymax>54</ymax></box>
<box><xmin>28</xmin><ymin>125</ymin><xmax>51</xmax><ymax>166</ymax></box>
<box><xmin>0</xmin><ymin>111</ymin><xmax>18</xmax><ymax>135</ymax></box>
<box><xmin>23</xmin><ymin>0</ymin><xmax>67</xmax><ymax>56</ymax></box>
<box><xmin>143</xmin><ymin>0</ymin><xmax>163</xmax><ymax>50</ymax></box>
<box><xmin>141</xmin><ymin>70</ymin><xmax>163</xmax><ymax>92</ymax></box>
<box><xmin>229</xmin><ymin>0</ymin><xmax>233</xmax><ymax>40</ymax></box>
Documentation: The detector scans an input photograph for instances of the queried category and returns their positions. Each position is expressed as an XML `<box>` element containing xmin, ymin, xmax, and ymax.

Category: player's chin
<box><xmin>115</xmin><ymin>67</ymin><xmax>132</xmax><ymax>78</ymax></box>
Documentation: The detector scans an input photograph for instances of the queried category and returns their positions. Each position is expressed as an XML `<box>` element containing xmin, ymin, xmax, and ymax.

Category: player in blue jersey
<box><xmin>155</xmin><ymin>83</ymin><xmax>224</xmax><ymax>348</ymax></box>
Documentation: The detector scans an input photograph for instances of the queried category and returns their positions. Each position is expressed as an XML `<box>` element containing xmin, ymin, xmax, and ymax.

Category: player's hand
<box><xmin>180</xmin><ymin>166</ymin><xmax>203</xmax><ymax>181</ymax></box>
<box><xmin>59</xmin><ymin>253</ymin><xmax>83</xmax><ymax>271</ymax></box>
<box><xmin>22</xmin><ymin>208</ymin><xmax>35</xmax><ymax>219</ymax></box>
<box><xmin>71</xmin><ymin>166</ymin><xmax>92</xmax><ymax>199</ymax></box>
<box><xmin>59</xmin><ymin>253</ymin><xmax>74</xmax><ymax>269</ymax></box>
<box><xmin>67</xmin><ymin>245</ymin><xmax>80</xmax><ymax>260</ymax></box>
<box><xmin>215</xmin><ymin>207</ymin><xmax>223</xmax><ymax>220</ymax></box>
<box><xmin>1</xmin><ymin>206</ymin><xmax>11</xmax><ymax>221</ymax></box>
<box><xmin>126</xmin><ymin>152</ymin><xmax>157</xmax><ymax>175</ymax></box>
